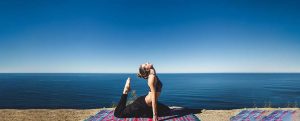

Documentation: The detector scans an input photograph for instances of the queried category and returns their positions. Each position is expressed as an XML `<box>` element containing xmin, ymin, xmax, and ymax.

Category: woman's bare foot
<box><xmin>123</xmin><ymin>77</ymin><xmax>131</xmax><ymax>94</ymax></box>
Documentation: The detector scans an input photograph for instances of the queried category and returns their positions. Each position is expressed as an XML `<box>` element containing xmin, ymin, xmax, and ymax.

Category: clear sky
<box><xmin>0</xmin><ymin>0</ymin><xmax>300</xmax><ymax>73</ymax></box>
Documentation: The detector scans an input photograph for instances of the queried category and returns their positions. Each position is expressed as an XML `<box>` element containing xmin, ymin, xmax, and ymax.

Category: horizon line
<box><xmin>0</xmin><ymin>72</ymin><xmax>300</xmax><ymax>74</ymax></box>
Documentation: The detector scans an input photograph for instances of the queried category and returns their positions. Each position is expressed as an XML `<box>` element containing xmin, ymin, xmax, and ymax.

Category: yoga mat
<box><xmin>85</xmin><ymin>109</ymin><xmax>201</xmax><ymax>121</ymax></box>
<box><xmin>262</xmin><ymin>110</ymin><xmax>296</xmax><ymax>121</ymax></box>
<box><xmin>231</xmin><ymin>110</ymin><xmax>297</xmax><ymax>121</ymax></box>
<box><xmin>230</xmin><ymin>110</ymin><xmax>265</xmax><ymax>121</ymax></box>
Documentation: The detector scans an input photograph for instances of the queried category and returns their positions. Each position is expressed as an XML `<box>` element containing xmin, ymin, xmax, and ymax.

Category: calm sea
<box><xmin>0</xmin><ymin>73</ymin><xmax>300</xmax><ymax>109</ymax></box>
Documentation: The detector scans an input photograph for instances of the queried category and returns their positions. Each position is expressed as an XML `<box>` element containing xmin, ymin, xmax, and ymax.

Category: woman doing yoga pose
<box><xmin>114</xmin><ymin>62</ymin><xmax>170</xmax><ymax>121</ymax></box>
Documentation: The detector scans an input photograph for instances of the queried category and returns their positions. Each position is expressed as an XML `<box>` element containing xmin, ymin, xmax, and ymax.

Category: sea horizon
<box><xmin>1</xmin><ymin>72</ymin><xmax>300</xmax><ymax>74</ymax></box>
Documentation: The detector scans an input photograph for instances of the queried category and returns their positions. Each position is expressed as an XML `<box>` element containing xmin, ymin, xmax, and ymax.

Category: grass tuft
<box><xmin>111</xmin><ymin>90</ymin><xmax>138</xmax><ymax>108</ymax></box>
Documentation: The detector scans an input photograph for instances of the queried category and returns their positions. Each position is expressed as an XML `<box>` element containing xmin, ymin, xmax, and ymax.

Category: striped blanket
<box><xmin>231</xmin><ymin>110</ymin><xmax>297</xmax><ymax>121</ymax></box>
<box><xmin>85</xmin><ymin>109</ymin><xmax>201</xmax><ymax>121</ymax></box>
<box><xmin>262</xmin><ymin>110</ymin><xmax>296</xmax><ymax>121</ymax></box>
<box><xmin>230</xmin><ymin>110</ymin><xmax>266</xmax><ymax>121</ymax></box>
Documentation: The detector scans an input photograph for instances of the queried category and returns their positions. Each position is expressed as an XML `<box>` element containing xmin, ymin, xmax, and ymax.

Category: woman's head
<box><xmin>137</xmin><ymin>62</ymin><xmax>153</xmax><ymax>79</ymax></box>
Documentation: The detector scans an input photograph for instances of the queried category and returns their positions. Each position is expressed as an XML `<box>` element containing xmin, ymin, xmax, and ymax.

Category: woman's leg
<box><xmin>114</xmin><ymin>95</ymin><xmax>153</xmax><ymax>118</ymax></box>
<box><xmin>113</xmin><ymin>78</ymin><xmax>162</xmax><ymax>118</ymax></box>
<box><xmin>114</xmin><ymin>94</ymin><xmax>128</xmax><ymax>117</ymax></box>
<box><xmin>114</xmin><ymin>78</ymin><xmax>132</xmax><ymax>117</ymax></box>
<box><xmin>113</xmin><ymin>78</ymin><xmax>151</xmax><ymax>118</ymax></box>
<box><xmin>157</xmin><ymin>102</ymin><xmax>171</xmax><ymax>116</ymax></box>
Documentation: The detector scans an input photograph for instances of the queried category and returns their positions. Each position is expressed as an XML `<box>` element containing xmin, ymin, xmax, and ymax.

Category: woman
<box><xmin>114</xmin><ymin>62</ymin><xmax>170</xmax><ymax>120</ymax></box>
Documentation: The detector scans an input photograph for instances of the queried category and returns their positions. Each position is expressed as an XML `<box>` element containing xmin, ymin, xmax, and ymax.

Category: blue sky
<box><xmin>0</xmin><ymin>0</ymin><xmax>300</xmax><ymax>73</ymax></box>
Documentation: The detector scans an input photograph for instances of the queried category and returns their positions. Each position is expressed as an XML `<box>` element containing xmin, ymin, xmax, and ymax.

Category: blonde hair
<box><xmin>137</xmin><ymin>65</ymin><xmax>149</xmax><ymax>79</ymax></box>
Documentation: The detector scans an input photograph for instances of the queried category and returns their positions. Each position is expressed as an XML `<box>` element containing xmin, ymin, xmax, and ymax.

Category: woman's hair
<box><xmin>137</xmin><ymin>65</ymin><xmax>149</xmax><ymax>79</ymax></box>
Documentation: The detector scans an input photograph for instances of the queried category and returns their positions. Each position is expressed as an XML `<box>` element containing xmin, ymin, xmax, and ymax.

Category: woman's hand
<box><xmin>153</xmin><ymin>115</ymin><xmax>158</xmax><ymax>121</ymax></box>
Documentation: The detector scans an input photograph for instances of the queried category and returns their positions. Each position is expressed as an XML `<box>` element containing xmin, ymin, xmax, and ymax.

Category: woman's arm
<box><xmin>148</xmin><ymin>75</ymin><xmax>158</xmax><ymax>120</ymax></box>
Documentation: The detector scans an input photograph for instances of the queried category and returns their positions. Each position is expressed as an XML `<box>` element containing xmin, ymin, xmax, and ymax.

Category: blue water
<box><xmin>0</xmin><ymin>73</ymin><xmax>300</xmax><ymax>109</ymax></box>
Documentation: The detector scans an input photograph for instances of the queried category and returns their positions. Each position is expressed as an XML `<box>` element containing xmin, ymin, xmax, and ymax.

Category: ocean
<box><xmin>0</xmin><ymin>73</ymin><xmax>299</xmax><ymax>109</ymax></box>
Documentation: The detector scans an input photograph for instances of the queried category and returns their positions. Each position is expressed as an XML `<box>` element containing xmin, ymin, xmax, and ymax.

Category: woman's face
<box><xmin>141</xmin><ymin>62</ymin><xmax>153</xmax><ymax>71</ymax></box>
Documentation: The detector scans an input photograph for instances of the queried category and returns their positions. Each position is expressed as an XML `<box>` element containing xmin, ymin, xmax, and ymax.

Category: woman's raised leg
<box><xmin>114</xmin><ymin>77</ymin><xmax>154</xmax><ymax>118</ymax></box>
<box><xmin>114</xmin><ymin>77</ymin><xmax>131</xmax><ymax>117</ymax></box>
